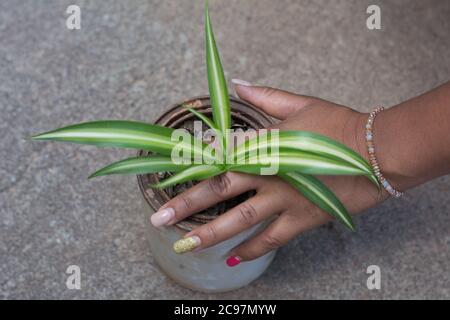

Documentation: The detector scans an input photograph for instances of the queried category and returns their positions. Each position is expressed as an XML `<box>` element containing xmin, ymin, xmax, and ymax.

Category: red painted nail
<box><xmin>226</xmin><ymin>256</ymin><xmax>241</xmax><ymax>267</ymax></box>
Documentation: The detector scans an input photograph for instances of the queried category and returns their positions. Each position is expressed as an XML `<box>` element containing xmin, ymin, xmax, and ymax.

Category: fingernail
<box><xmin>150</xmin><ymin>208</ymin><xmax>175</xmax><ymax>227</ymax></box>
<box><xmin>226</xmin><ymin>256</ymin><xmax>241</xmax><ymax>267</ymax></box>
<box><xmin>231</xmin><ymin>79</ymin><xmax>252</xmax><ymax>87</ymax></box>
<box><xmin>173</xmin><ymin>236</ymin><xmax>201</xmax><ymax>254</ymax></box>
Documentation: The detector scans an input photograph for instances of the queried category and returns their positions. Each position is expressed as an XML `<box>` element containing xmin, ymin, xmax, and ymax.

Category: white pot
<box><xmin>142</xmin><ymin>197</ymin><xmax>276</xmax><ymax>293</ymax></box>
<box><xmin>137</xmin><ymin>96</ymin><xmax>276</xmax><ymax>292</ymax></box>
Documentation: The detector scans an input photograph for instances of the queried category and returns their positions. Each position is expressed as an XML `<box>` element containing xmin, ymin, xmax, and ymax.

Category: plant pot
<box><xmin>137</xmin><ymin>95</ymin><xmax>276</xmax><ymax>293</ymax></box>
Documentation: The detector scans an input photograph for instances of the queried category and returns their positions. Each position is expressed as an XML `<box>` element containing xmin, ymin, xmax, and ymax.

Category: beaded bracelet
<box><xmin>366</xmin><ymin>107</ymin><xmax>403</xmax><ymax>198</ymax></box>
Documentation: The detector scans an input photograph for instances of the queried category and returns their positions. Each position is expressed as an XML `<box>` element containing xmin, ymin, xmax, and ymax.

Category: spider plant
<box><xmin>32</xmin><ymin>1</ymin><xmax>377</xmax><ymax>231</ymax></box>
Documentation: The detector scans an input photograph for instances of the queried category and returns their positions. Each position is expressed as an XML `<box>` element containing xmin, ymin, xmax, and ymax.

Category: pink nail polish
<box><xmin>150</xmin><ymin>208</ymin><xmax>175</xmax><ymax>227</ymax></box>
<box><xmin>226</xmin><ymin>256</ymin><xmax>241</xmax><ymax>267</ymax></box>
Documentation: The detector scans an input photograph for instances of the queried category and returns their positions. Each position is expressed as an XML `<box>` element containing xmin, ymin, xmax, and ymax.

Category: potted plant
<box><xmin>32</xmin><ymin>2</ymin><xmax>377</xmax><ymax>292</ymax></box>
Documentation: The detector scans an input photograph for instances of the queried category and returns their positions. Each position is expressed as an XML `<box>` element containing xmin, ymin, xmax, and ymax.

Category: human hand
<box><xmin>151</xmin><ymin>81</ymin><xmax>388</xmax><ymax>265</ymax></box>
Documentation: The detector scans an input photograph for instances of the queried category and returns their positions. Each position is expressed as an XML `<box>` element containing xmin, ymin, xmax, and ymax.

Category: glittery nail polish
<box><xmin>173</xmin><ymin>236</ymin><xmax>201</xmax><ymax>254</ymax></box>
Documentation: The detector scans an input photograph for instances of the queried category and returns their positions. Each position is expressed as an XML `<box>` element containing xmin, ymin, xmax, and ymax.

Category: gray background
<box><xmin>1</xmin><ymin>0</ymin><xmax>449</xmax><ymax>299</ymax></box>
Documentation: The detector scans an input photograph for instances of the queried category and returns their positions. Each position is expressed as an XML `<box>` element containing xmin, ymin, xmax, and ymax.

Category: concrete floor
<box><xmin>1</xmin><ymin>0</ymin><xmax>449</xmax><ymax>299</ymax></box>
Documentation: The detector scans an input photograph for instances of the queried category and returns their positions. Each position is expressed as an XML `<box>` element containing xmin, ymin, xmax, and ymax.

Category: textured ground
<box><xmin>1</xmin><ymin>0</ymin><xmax>449</xmax><ymax>299</ymax></box>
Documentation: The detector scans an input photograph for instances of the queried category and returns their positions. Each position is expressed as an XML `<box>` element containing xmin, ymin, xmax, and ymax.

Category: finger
<box><xmin>150</xmin><ymin>172</ymin><xmax>261</xmax><ymax>227</ymax></box>
<box><xmin>232</xmin><ymin>80</ymin><xmax>313</xmax><ymax>120</ymax></box>
<box><xmin>228</xmin><ymin>207</ymin><xmax>331</xmax><ymax>264</ymax></box>
<box><xmin>184</xmin><ymin>190</ymin><xmax>285</xmax><ymax>250</ymax></box>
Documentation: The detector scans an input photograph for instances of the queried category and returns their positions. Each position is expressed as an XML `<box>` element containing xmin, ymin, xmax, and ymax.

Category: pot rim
<box><xmin>137</xmin><ymin>95</ymin><xmax>274</xmax><ymax>231</ymax></box>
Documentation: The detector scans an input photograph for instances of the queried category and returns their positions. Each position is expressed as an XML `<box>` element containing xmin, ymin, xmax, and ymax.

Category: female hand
<box><xmin>150</xmin><ymin>80</ymin><xmax>450</xmax><ymax>265</ymax></box>
<box><xmin>150</xmin><ymin>81</ymin><xmax>388</xmax><ymax>264</ymax></box>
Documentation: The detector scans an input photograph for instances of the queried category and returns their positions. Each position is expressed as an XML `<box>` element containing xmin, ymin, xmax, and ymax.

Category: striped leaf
<box><xmin>233</xmin><ymin>130</ymin><xmax>378</xmax><ymax>186</ymax></box>
<box><xmin>183</xmin><ymin>105</ymin><xmax>217</xmax><ymax>131</ymax></box>
<box><xmin>32</xmin><ymin>120</ymin><xmax>210</xmax><ymax>161</ymax></box>
<box><xmin>230</xmin><ymin>152</ymin><xmax>368</xmax><ymax>176</ymax></box>
<box><xmin>205</xmin><ymin>1</ymin><xmax>231</xmax><ymax>151</ymax></box>
<box><xmin>88</xmin><ymin>156</ymin><xmax>190</xmax><ymax>179</ymax></box>
<box><xmin>150</xmin><ymin>164</ymin><xmax>224</xmax><ymax>189</ymax></box>
<box><xmin>280</xmin><ymin>172</ymin><xmax>355</xmax><ymax>231</ymax></box>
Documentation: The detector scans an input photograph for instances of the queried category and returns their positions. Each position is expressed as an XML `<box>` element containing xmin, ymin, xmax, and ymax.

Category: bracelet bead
<box><xmin>365</xmin><ymin>107</ymin><xmax>404</xmax><ymax>198</ymax></box>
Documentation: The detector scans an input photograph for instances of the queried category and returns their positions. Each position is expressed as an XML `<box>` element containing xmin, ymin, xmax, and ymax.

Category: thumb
<box><xmin>232</xmin><ymin>79</ymin><xmax>313</xmax><ymax>120</ymax></box>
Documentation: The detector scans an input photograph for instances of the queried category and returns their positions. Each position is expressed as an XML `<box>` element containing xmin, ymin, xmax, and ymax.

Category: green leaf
<box><xmin>32</xmin><ymin>120</ymin><xmax>211</xmax><ymax>161</ymax></box>
<box><xmin>88</xmin><ymin>156</ymin><xmax>190</xmax><ymax>179</ymax></box>
<box><xmin>183</xmin><ymin>105</ymin><xmax>217</xmax><ymax>130</ymax></box>
<box><xmin>279</xmin><ymin>172</ymin><xmax>355</xmax><ymax>231</ymax></box>
<box><xmin>205</xmin><ymin>1</ymin><xmax>231</xmax><ymax>151</ymax></box>
<box><xmin>233</xmin><ymin>130</ymin><xmax>379</xmax><ymax>186</ymax></box>
<box><xmin>150</xmin><ymin>164</ymin><xmax>224</xmax><ymax>189</ymax></box>
<box><xmin>229</xmin><ymin>151</ymin><xmax>369</xmax><ymax>176</ymax></box>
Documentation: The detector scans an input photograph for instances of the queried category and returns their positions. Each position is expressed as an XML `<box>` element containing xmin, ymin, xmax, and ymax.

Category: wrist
<box><xmin>354</xmin><ymin>108</ymin><xmax>415</xmax><ymax>192</ymax></box>
<box><xmin>351</xmin><ymin>82</ymin><xmax>450</xmax><ymax>194</ymax></box>
<box><xmin>363</xmin><ymin>106</ymin><xmax>428</xmax><ymax>191</ymax></box>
